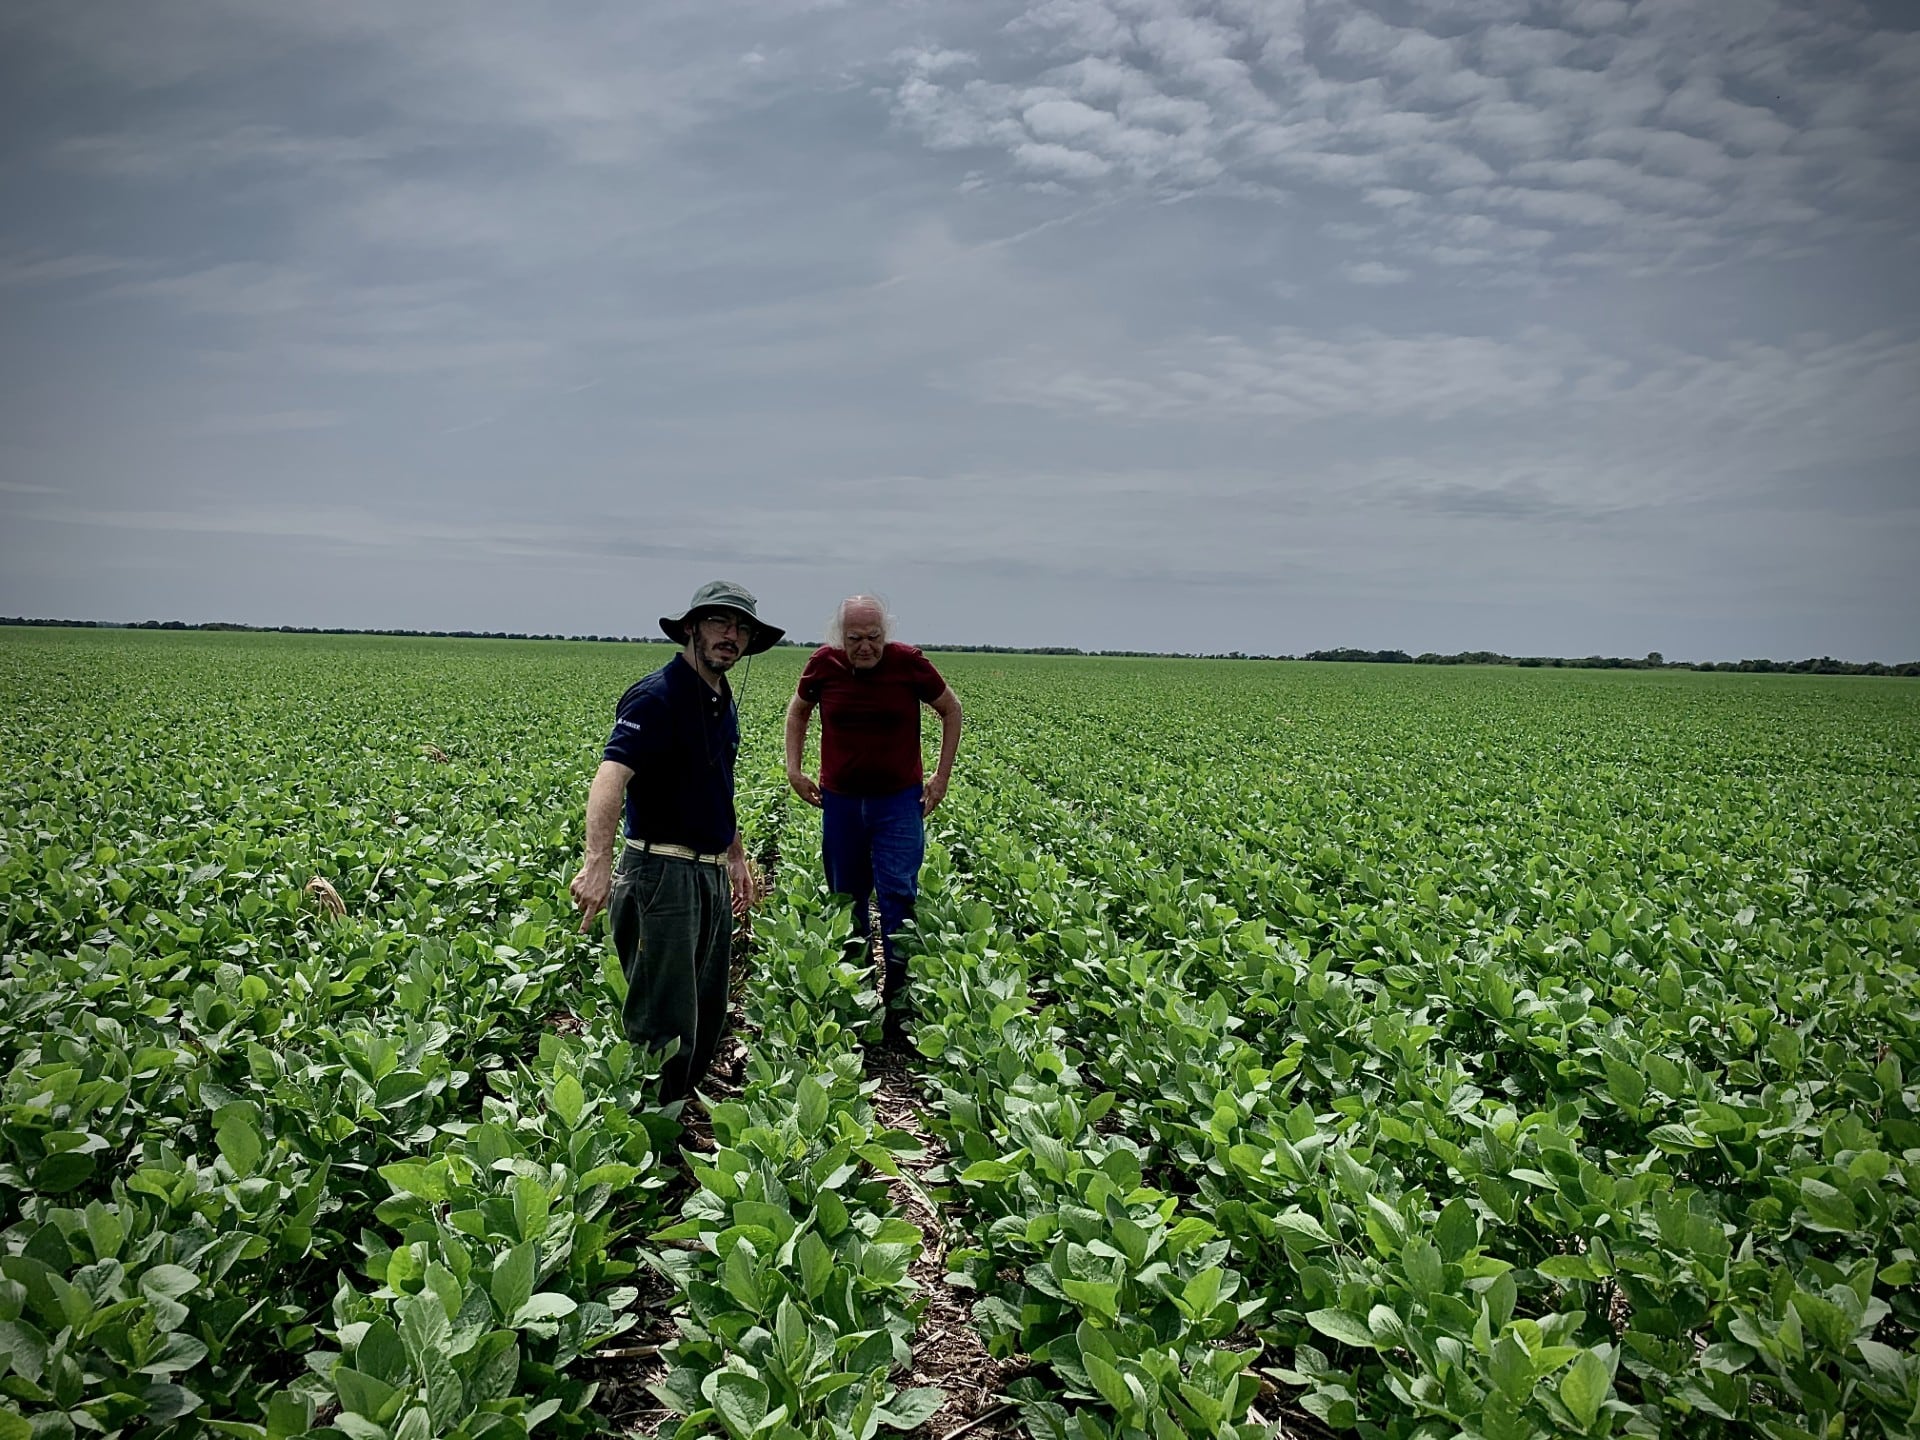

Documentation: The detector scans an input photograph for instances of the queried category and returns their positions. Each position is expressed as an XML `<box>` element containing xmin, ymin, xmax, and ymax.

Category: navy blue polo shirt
<box><xmin>602</xmin><ymin>654</ymin><xmax>738</xmax><ymax>854</ymax></box>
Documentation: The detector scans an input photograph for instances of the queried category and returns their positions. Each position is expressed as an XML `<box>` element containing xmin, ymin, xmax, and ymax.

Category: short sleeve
<box><xmin>603</xmin><ymin>684</ymin><xmax>666</xmax><ymax>768</ymax></box>
<box><xmin>797</xmin><ymin>647</ymin><xmax>835</xmax><ymax>703</ymax></box>
<box><xmin>906</xmin><ymin>648</ymin><xmax>946</xmax><ymax>703</ymax></box>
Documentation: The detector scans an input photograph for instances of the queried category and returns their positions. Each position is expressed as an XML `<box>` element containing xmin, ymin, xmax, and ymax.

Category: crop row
<box><xmin>894</xmin><ymin>669</ymin><xmax>1919</xmax><ymax>1439</ymax></box>
<box><xmin>1</xmin><ymin>635</ymin><xmax>750</xmax><ymax>1435</ymax></box>
<box><xmin>7</xmin><ymin>632</ymin><xmax>1919</xmax><ymax>1440</ymax></box>
<box><xmin>635</xmin><ymin>812</ymin><xmax>949</xmax><ymax>1439</ymax></box>
<box><xmin>1</xmin><ymin>858</ymin><xmax>668</xmax><ymax>1434</ymax></box>
<box><xmin>0</xmin><ymin>625</ymin><xmax>991</xmax><ymax>1439</ymax></box>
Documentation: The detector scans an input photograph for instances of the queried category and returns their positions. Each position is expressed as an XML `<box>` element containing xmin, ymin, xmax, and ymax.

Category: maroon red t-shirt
<box><xmin>798</xmin><ymin>643</ymin><xmax>947</xmax><ymax>797</ymax></box>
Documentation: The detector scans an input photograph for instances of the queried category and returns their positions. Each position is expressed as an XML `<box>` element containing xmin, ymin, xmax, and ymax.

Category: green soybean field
<box><xmin>2</xmin><ymin>627</ymin><xmax>1916</xmax><ymax>1440</ymax></box>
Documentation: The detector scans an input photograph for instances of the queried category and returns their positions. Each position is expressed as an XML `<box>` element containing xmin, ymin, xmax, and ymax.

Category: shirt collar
<box><xmin>667</xmin><ymin>651</ymin><xmax>732</xmax><ymax>705</ymax></box>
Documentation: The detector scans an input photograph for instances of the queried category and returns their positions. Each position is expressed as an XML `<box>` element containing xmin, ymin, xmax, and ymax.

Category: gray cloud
<box><xmin>887</xmin><ymin>0</ymin><xmax>1920</xmax><ymax>278</ymax></box>
<box><xmin>0</xmin><ymin>251</ymin><xmax>139</xmax><ymax>285</ymax></box>
<box><xmin>188</xmin><ymin>410</ymin><xmax>346</xmax><ymax>437</ymax></box>
<box><xmin>964</xmin><ymin>325</ymin><xmax>1920</xmax><ymax>441</ymax></box>
<box><xmin>0</xmin><ymin>0</ymin><xmax>1914</xmax><ymax>660</ymax></box>
<box><xmin>50</xmin><ymin>124</ymin><xmax>398</xmax><ymax>179</ymax></box>
<box><xmin>1342</xmin><ymin>261</ymin><xmax>1409</xmax><ymax>285</ymax></box>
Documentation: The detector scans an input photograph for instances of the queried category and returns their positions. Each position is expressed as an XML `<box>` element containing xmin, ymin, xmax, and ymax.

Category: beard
<box><xmin>696</xmin><ymin>637</ymin><xmax>741</xmax><ymax>672</ymax></box>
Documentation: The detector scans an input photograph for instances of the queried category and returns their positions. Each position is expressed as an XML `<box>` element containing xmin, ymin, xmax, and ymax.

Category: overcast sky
<box><xmin>2</xmin><ymin>1</ymin><xmax>1916</xmax><ymax>660</ymax></box>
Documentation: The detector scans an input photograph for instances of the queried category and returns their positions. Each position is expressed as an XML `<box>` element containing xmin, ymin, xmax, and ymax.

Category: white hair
<box><xmin>824</xmin><ymin>593</ymin><xmax>892</xmax><ymax>651</ymax></box>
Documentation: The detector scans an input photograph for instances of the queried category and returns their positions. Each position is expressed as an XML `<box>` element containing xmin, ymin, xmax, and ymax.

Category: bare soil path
<box><xmin>574</xmin><ymin>886</ymin><xmax>1026</xmax><ymax>1437</ymax></box>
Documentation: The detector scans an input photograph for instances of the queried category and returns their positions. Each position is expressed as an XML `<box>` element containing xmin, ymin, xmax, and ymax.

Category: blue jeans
<box><xmin>821</xmin><ymin>784</ymin><xmax>925</xmax><ymax>1001</ymax></box>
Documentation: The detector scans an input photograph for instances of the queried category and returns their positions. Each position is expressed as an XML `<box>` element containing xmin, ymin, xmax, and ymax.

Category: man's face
<box><xmin>842</xmin><ymin>604</ymin><xmax>886</xmax><ymax>671</ymax></box>
<box><xmin>689</xmin><ymin>611</ymin><xmax>753</xmax><ymax>673</ymax></box>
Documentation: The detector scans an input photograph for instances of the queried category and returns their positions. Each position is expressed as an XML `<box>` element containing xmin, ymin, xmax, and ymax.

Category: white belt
<box><xmin>626</xmin><ymin>838</ymin><xmax>728</xmax><ymax>867</ymax></box>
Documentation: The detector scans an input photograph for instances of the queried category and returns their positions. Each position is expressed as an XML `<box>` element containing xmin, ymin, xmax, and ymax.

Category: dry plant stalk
<box><xmin>304</xmin><ymin>875</ymin><xmax>347</xmax><ymax>917</ymax></box>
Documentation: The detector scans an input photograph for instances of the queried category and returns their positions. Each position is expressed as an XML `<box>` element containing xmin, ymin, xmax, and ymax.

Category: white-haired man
<box><xmin>785</xmin><ymin>595</ymin><xmax>962</xmax><ymax>1043</ymax></box>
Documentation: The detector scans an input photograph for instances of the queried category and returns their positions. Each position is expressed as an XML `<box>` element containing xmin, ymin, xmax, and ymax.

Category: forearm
<box><xmin>583</xmin><ymin>761</ymin><xmax>631</xmax><ymax>861</ymax></box>
<box><xmin>783</xmin><ymin>697</ymin><xmax>813</xmax><ymax>775</ymax></box>
<box><xmin>570</xmin><ymin>760</ymin><xmax>634</xmax><ymax>932</ymax></box>
<box><xmin>932</xmin><ymin>694</ymin><xmax>963</xmax><ymax>778</ymax></box>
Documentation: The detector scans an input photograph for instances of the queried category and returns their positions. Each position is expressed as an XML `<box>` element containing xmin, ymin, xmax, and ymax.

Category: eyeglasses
<box><xmin>698</xmin><ymin>612</ymin><xmax>756</xmax><ymax>639</ymax></box>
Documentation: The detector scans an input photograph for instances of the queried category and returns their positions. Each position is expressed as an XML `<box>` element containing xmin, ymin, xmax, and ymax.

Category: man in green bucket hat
<box><xmin>570</xmin><ymin>580</ymin><xmax>784</xmax><ymax>1101</ymax></box>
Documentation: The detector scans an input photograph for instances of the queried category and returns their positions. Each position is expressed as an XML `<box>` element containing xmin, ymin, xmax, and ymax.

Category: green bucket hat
<box><xmin>659</xmin><ymin>579</ymin><xmax>784</xmax><ymax>654</ymax></box>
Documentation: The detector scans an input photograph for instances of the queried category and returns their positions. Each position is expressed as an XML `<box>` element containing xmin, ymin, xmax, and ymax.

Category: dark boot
<box><xmin>881</xmin><ymin>957</ymin><xmax>912</xmax><ymax>1048</ymax></box>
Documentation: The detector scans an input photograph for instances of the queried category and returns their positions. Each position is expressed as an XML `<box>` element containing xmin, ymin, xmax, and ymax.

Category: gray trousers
<box><xmin>609</xmin><ymin>848</ymin><xmax>733</xmax><ymax>1101</ymax></box>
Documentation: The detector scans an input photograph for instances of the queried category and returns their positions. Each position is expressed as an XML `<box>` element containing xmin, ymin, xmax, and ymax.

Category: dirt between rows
<box><xmin>576</xmin><ymin>893</ymin><xmax>1327</xmax><ymax>1439</ymax></box>
<box><xmin>576</xmin><ymin>895</ymin><xmax>1026</xmax><ymax>1440</ymax></box>
<box><xmin>579</xmin><ymin>1033</ymin><xmax>1025</xmax><ymax>1439</ymax></box>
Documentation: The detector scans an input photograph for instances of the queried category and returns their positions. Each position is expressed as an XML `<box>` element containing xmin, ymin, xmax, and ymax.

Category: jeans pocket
<box><xmin>614</xmin><ymin>849</ymin><xmax>662</xmax><ymax>905</ymax></box>
<box><xmin>635</xmin><ymin>854</ymin><xmax>679</xmax><ymax>913</ymax></box>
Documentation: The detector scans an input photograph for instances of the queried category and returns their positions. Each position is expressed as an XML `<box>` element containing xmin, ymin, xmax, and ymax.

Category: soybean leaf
<box><xmin>876</xmin><ymin>1387</ymin><xmax>945</xmax><ymax>1430</ymax></box>
<box><xmin>490</xmin><ymin>1243</ymin><xmax>536</xmax><ymax>1325</ymax></box>
<box><xmin>1559</xmin><ymin>1348</ymin><xmax>1613</xmax><ymax>1430</ymax></box>
<box><xmin>1306</xmin><ymin>1309</ymin><xmax>1377</xmax><ymax>1350</ymax></box>
<box><xmin>706</xmin><ymin>1370</ymin><xmax>770</xmax><ymax>1440</ymax></box>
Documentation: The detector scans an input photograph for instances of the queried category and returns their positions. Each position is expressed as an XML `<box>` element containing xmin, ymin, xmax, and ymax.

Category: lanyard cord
<box><xmin>699</xmin><ymin>654</ymin><xmax>748</xmax><ymax>772</ymax></box>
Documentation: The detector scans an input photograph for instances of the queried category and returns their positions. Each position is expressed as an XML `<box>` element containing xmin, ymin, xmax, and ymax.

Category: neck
<box><xmin>682</xmin><ymin>643</ymin><xmax>728</xmax><ymax>693</ymax></box>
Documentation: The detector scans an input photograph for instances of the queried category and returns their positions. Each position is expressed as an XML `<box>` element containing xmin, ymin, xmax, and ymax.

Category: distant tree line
<box><xmin>3</xmin><ymin>618</ymin><xmax>1914</xmax><ymax>675</ymax></box>
<box><xmin>0</xmin><ymin>617</ymin><xmax>810</xmax><ymax>645</ymax></box>
<box><xmin>929</xmin><ymin>641</ymin><xmax>1919</xmax><ymax>674</ymax></box>
<box><xmin>1295</xmin><ymin>647</ymin><xmax>1920</xmax><ymax>677</ymax></box>
<box><xmin>929</xmin><ymin>643</ymin><xmax>1106</xmax><ymax>655</ymax></box>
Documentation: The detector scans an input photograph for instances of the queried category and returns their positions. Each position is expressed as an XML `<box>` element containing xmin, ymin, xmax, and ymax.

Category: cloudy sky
<box><xmin>2</xmin><ymin>0</ymin><xmax>1916</xmax><ymax>660</ymax></box>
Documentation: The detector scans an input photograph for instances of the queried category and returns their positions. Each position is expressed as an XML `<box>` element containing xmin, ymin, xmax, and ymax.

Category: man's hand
<box><xmin>787</xmin><ymin>769</ymin><xmax>823</xmax><ymax>808</ymax></box>
<box><xmin>729</xmin><ymin>852</ymin><xmax>760</xmax><ymax>917</ymax></box>
<box><xmin>570</xmin><ymin>857</ymin><xmax>613</xmax><ymax>933</ymax></box>
<box><xmin>922</xmin><ymin>771</ymin><xmax>949</xmax><ymax>816</ymax></box>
